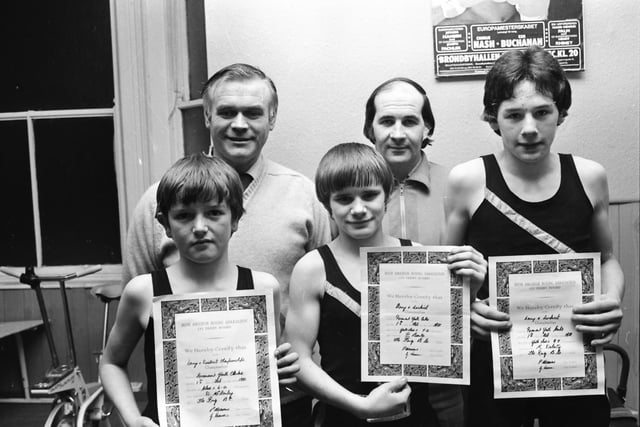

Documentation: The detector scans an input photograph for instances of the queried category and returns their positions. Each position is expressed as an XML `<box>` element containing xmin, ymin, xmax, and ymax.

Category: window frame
<box><xmin>100</xmin><ymin>0</ymin><xmax>196</xmax><ymax>285</ymax></box>
<box><xmin>0</xmin><ymin>108</ymin><xmax>117</xmax><ymax>268</ymax></box>
<box><xmin>111</xmin><ymin>0</ymin><xmax>189</xmax><ymax>211</ymax></box>
<box><xmin>0</xmin><ymin>0</ymin><xmax>209</xmax><ymax>285</ymax></box>
<box><xmin>0</xmin><ymin>0</ymin><xmax>125</xmax><ymax>280</ymax></box>
<box><xmin>111</xmin><ymin>0</ymin><xmax>211</xmax><ymax>207</ymax></box>
<box><xmin>0</xmin><ymin>0</ymin><xmax>211</xmax><ymax>285</ymax></box>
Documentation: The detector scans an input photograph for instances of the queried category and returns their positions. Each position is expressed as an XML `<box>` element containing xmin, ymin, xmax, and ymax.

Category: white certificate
<box><xmin>379</xmin><ymin>263</ymin><xmax>451</xmax><ymax>366</ymax></box>
<box><xmin>489</xmin><ymin>253</ymin><xmax>605</xmax><ymax>399</ymax></box>
<box><xmin>361</xmin><ymin>246</ymin><xmax>470</xmax><ymax>385</ymax></box>
<box><xmin>153</xmin><ymin>289</ymin><xmax>281</xmax><ymax>427</ymax></box>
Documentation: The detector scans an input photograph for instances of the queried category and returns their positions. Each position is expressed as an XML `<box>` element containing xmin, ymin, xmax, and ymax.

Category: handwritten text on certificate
<box><xmin>509</xmin><ymin>271</ymin><xmax>584</xmax><ymax>379</ymax></box>
<box><xmin>175</xmin><ymin>310</ymin><xmax>259</xmax><ymax>426</ymax></box>
<box><xmin>379</xmin><ymin>263</ymin><xmax>451</xmax><ymax>366</ymax></box>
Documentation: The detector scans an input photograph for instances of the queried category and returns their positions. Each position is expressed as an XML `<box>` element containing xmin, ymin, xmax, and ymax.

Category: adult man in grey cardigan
<box><xmin>123</xmin><ymin>63</ymin><xmax>331</xmax><ymax>427</ymax></box>
<box><xmin>364</xmin><ymin>77</ymin><xmax>461</xmax><ymax>427</ymax></box>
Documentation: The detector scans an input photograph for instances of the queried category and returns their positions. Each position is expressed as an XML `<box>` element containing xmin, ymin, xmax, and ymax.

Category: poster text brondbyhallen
<box><xmin>431</xmin><ymin>0</ymin><xmax>584</xmax><ymax>78</ymax></box>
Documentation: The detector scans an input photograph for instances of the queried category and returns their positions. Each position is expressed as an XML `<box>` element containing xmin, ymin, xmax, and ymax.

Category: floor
<box><xmin>0</xmin><ymin>402</ymin><xmax>51</xmax><ymax>426</ymax></box>
<box><xmin>0</xmin><ymin>395</ymin><xmax>146</xmax><ymax>426</ymax></box>
<box><xmin>0</xmin><ymin>403</ymin><xmax>126</xmax><ymax>426</ymax></box>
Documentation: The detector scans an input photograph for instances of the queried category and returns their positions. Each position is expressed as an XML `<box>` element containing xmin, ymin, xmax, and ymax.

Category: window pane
<box><xmin>0</xmin><ymin>121</ymin><xmax>37</xmax><ymax>265</ymax></box>
<box><xmin>182</xmin><ymin>106</ymin><xmax>210</xmax><ymax>155</ymax></box>
<box><xmin>34</xmin><ymin>117</ymin><xmax>121</xmax><ymax>265</ymax></box>
<box><xmin>0</xmin><ymin>0</ymin><xmax>114</xmax><ymax>112</ymax></box>
<box><xmin>186</xmin><ymin>0</ymin><xmax>208</xmax><ymax>100</ymax></box>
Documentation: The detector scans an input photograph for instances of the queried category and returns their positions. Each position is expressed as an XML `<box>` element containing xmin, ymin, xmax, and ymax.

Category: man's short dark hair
<box><xmin>363</xmin><ymin>77</ymin><xmax>435</xmax><ymax>148</ymax></box>
<box><xmin>156</xmin><ymin>153</ymin><xmax>244</xmax><ymax>222</ymax></box>
<box><xmin>201</xmin><ymin>63</ymin><xmax>278</xmax><ymax>121</ymax></box>
<box><xmin>482</xmin><ymin>46</ymin><xmax>572</xmax><ymax>133</ymax></box>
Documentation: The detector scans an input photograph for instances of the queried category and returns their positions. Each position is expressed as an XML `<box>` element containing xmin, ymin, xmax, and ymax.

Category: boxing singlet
<box><xmin>315</xmin><ymin>239</ymin><xmax>437</xmax><ymax>427</ymax></box>
<box><xmin>141</xmin><ymin>266</ymin><xmax>254</xmax><ymax>422</ymax></box>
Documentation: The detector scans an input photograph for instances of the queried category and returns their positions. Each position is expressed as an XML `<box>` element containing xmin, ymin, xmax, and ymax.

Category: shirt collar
<box><xmin>397</xmin><ymin>151</ymin><xmax>432</xmax><ymax>189</ymax></box>
<box><xmin>244</xmin><ymin>155</ymin><xmax>265</xmax><ymax>182</ymax></box>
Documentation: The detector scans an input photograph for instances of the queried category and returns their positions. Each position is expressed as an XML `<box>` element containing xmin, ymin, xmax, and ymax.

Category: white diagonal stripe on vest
<box><xmin>484</xmin><ymin>188</ymin><xmax>575</xmax><ymax>254</ymax></box>
<box><xmin>324</xmin><ymin>281</ymin><xmax>361</xmax><ymax>318</ymax></box>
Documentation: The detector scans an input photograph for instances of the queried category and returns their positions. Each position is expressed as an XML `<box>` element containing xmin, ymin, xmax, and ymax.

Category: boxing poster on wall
<box><xmin>361</xmin><ymin>246</ymin><xmax>470</xmax><ymax>385</ymax></box>
<box><xmin>488</xmin><ymin>252</ymin><xmax>605</xmax><ymax>398</ymax></box>
<box><xmin>431</xmin><ymin>0</ymin><xmax>584</xmax><ymax>77</ymax></box>
<box><xmin>153</xmin><ymin>289</ymin><xmax>281</xmax><ymax>427</ymax></box>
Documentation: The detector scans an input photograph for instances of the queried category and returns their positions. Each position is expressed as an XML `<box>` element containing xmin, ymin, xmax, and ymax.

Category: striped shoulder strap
<box><xmin>324</xmin><ymin>281</ymin><xmax>361</xmax><ymax>318</ymax></box>
<box><xmin>484</xmin><ymin>188</ymin><xmax>575</xmax><ymax>254</ymax></box>
<box><xmin>317</xmin><ymin>246</ymin><xmax>362</xmax><ymax>318</ymax></box>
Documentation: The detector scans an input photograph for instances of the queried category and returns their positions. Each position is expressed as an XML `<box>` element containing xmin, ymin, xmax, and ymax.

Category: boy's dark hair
<box><xmin>202</xmin><ymin>63</ymin><xmax>278</xmax><ymax>122</ymax></box>
<box><xmin>482</xmin><ymin>46</ymin><xmax>572</xmax><ymax>134</ymax></box>
<box><xmin>315</xmin><ymin>143</ymin><xmax>394</xmax><ymax>213</ymax></box>
<box><xmin>363</xmin><ymin>77</ymin><xmax>435</xmax><ymax>147</ymax></box>
<box><xmin>156</xmin><ymin>153</ymin><xmax>244</xmax><ymax>222</ymax></box>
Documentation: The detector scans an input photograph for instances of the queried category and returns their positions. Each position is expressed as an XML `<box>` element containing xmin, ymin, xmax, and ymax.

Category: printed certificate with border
<box><xmin>489</xmin><ymin>252</ymin><xmax>605</xmax><ymax>399</ymax></box>
<box><xmin>361</xmin><ymin>246</ymin><xmax>470</xmax><ymax>384</ymax></box>
<box><xmin>152</xmin><ymin>289</ymin><xmax>281</xmax><ymax>427</ymax></box>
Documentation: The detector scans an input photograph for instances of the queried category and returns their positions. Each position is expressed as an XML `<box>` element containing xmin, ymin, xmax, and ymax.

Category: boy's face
<box><xmin>163</xmin><ymin>199</ymin><xmax>238</xmax><ymax>265</ymax></box>
<box><xmin>371</xmin><ymin>82</ymin><xmax>430</xmax><ymax>177</ymax></box>
<box><xmin>494</xmin><ymin>80</ymin><xmax>560</xmax><ymax>164</ymax></box>
<box><xmin>205</xmin><ymin>78</ymin><xmax>275</xmax><ymax>173</ymax></box>
<box><xmin>329</xmin><ymin>184</ymin><xmax>386</xmax><ymax>240</ymax></box>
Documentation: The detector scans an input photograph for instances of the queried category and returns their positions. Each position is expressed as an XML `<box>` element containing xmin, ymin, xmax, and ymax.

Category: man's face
<box><xmin>205</xmin><ymin>78</ymin><xmax>275</xmax><ymax>172</ymax></box>
<box><xmin>494</xmin><ymin>80</ymin><xmax>559</xmax><ymax>164</ymax></box>
<box><xmin>371</xmin><ymin>82</ymin><xmax>430</xmax><ymax>177</ymax></box>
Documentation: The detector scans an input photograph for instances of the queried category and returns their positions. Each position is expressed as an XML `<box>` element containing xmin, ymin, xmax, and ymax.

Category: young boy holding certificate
<box><xmin>285</xmin><ymin>143</ymin><xmax>486</xmax><ymax>426</ymax></box>
<box><xmin>100</xmin><ymin>153</ymin><xmax>299</xmax><ymax>427</ymax></box>
<box><xmin>445</xmin><ymin>46</ymin><xmax>624</xmax><ymax>426</ymax></box>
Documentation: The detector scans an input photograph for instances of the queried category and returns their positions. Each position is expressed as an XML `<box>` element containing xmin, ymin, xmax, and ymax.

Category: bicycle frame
<box><xmin>0</xmin><ymin>265</ymin><xmax>113</xmax><ymax>427</ymax></box>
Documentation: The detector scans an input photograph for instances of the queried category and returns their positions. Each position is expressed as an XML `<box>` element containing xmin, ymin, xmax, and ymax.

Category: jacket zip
<box><xmin>399</xmin><ymin>182</ymin><xmax>407</xmax><ymax>238</ymax></box>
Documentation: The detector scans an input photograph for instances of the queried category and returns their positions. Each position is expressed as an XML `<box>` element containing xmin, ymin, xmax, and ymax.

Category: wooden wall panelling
<box><xmin>0</xmin><ymin>279</ymin><xmax>145</xmax><ymax>399</ymax></box>
<box><xmin>0</xmin><ymin>289</ymin><xmax>24</xmax><ymax>395</ymax></box>
<box><xmin>617</xmin><ymin>203</ymin><xmax>639</xmax><ymax>412</ymax></box>
<box><xmin>0</xmin><ymin>288</ymin><xmax>43</xmax><ymax>396</ymax></box>
<box><xmin>22</xmin><ymin>288</ymin><xmax>41</xmax><ymax>324</ymax></box>
<box><xmin>44</xmin><ymin>288</ymin><xmax>70</xmax><ymax>371</ymax></box>
<box><xmin>606</xmin><ymin>202</ymin><xmax>639</xmax><ymax>413</ymax></box>
<box><xmin>70</xmin><ymin>287</ymin><xmax>91</xmax><ymax>383</ymax></box>
<box><xmin>85</xmin><ymin>288</ymin><xmax>106</xmax><ymax>383</ymax></box>
<box><xmin>606</xmin><ymin>203</ymin><xmax>621</xmax><ymax>399</ymax></box>
<box><xmin>1</xmin><ymin>289</ymin><xmax>24</xmax><ymax>321</ymax></box>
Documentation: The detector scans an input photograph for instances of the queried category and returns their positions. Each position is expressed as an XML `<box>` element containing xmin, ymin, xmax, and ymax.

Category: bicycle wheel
<box><xmin>79</xmin><ymin>412</ymin><xmax>103</xmax><ymax>427</ymax></box>
<box><xmin>55</xmin><ymin>416</ymin><xmax>75</xmax><ymax>427</ymax></box>
<box><xmin>48</xmin><ymin>403</ymin><xmax>102</xmax><ymax>427</ymax></box>
<box><xmin>78</xmin><ymin>384</ymin><xmax>110</xmax><ymax>427</ymax></box>
<box><xmin>79</xmin><ymin>418</ymin><xmax>102</xmax><ymax>427</ymax></box>
<box><xmin>45</xmin><ymin>401</ymin><xmax>75</xmax><ymax>427</ymax></box>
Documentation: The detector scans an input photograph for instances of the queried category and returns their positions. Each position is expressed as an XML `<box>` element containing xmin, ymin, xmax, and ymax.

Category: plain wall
<box><xmin>204</xmin><ymin>0</ymin><xmax>639</xmax><ymax>202</ymax></box>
